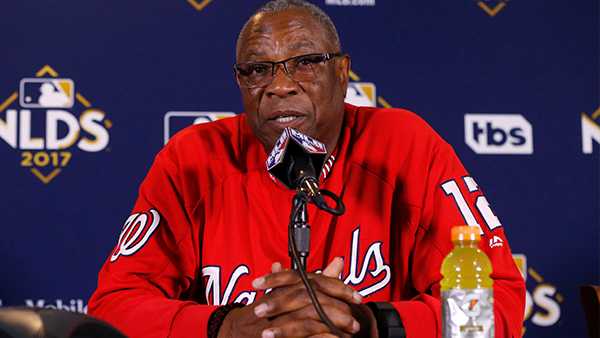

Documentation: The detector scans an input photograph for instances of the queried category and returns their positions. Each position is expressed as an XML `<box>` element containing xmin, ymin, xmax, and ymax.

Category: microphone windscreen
<box><xmin>266</xmin><ymin>128</ymin><xmax>327</xmax><ymax>189</ymax></box>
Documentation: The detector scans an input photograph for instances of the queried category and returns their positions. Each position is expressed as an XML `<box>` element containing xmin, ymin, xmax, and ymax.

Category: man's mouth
<box><xmin>267</xmin><ymin>111</ymin><xmax>306</xmax><ymax>127</ymax></box>
<box><xmin>274</xmin><ymin>115</ymin><xmax>300</xmax><ymax>123</ymax></box>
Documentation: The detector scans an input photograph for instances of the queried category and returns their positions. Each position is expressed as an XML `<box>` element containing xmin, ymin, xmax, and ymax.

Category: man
<box><xmin>89</xmin><ymin>1</ymin><xmax>525</xmax><ymax>337</ymax></box>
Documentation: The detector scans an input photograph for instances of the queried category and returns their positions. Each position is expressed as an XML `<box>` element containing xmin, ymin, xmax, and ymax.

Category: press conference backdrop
<box><xmin>1</xmin><ymin>1</ymin><xmax>598</xmax><ymax>337</ymax></box>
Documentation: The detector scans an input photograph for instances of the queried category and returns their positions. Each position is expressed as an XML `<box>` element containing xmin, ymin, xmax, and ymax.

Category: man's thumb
<box><xmin>322</xmin><ymin>257</ymin><xmax>344</xmax><ymax>278</ymax></box>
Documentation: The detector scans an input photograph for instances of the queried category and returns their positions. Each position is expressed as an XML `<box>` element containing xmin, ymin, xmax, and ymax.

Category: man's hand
<box><xmin>251</xmin><ymin>257</ymin><xmax>361</xmax><ymax>338</ymax></box>
<box><xmin>218</xmin><ymin>257</ymin><xmax>376</xmax><ymax>338</ymax></box>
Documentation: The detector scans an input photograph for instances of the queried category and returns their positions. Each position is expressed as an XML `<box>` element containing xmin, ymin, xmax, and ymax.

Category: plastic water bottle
<box><xmin>441</xmin><ymin>226</ymin><xmax>494</xmax><ymax>338</ymax></box>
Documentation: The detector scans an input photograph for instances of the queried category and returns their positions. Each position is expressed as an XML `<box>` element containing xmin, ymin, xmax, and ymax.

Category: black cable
<box><xmin>312</xmin><ymin>189</ymin><xmax>345</xmax><ymax>215</ymax></box>
<box><xmin>288</xmin><ymin>193</ymin><xmax>344</xmax><ymax>337</ymax></box>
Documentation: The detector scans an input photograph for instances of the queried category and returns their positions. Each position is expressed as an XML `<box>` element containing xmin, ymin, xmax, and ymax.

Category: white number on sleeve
<box><xmin>441</xmin><ymin>177</ymin><xmax>502</xmax><ymax>234</ymax></box>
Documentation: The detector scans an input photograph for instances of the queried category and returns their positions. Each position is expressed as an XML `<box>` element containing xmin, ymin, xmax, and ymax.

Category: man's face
<box><xmin>236</xmin><ymin>9</ymin><xmax>350</xmax><ymax>154</ymax></box>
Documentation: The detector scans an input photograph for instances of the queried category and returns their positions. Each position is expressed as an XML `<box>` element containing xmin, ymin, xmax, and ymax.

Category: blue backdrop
<box><xmin>1</xmin><ymin>1</ymin><xmax>598</xmax><ymax>337</ymax></box>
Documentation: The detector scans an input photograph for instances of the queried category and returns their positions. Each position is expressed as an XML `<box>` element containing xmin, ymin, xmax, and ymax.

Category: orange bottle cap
<box><xmin>451</xmin><ymin>225</ymin><xmax>481</xmax><ymax>242</ymax></box>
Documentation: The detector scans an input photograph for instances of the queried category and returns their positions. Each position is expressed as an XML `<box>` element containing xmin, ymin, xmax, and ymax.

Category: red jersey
<box><xmin>89</xmin><ymin>104</ymin><xmax>525</xmax><ymax>338</ymax></box>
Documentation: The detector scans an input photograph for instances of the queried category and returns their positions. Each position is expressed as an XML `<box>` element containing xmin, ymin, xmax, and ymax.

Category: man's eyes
<box><xmin>240</xmin><ymin>64</ymin><xmax>270</xmax><ymax>75</ymax></box>
<box><xmin>296</xmin><ymin>55</ymin><xmax>325</xmax><ymax>66</ymax></box>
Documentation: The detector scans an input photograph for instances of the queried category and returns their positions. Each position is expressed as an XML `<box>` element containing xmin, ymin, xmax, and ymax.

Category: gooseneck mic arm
<box><xmin>289</xmin><ymin>181</ymin><xmax>345</xmax><ymax>270</ymax></box>
<box><xmin>287</xmin><ymin>191</ymin><xmax>344</xmax><ymax>337</ymax></box>
<box><xmin>267</xmin><ymin>127</ymin><xmax>346</xmax><ymax>337</ymax></box>
<box><xmin>290</xmin><ymin>192</ymin><xmax>309</xmax><ymax>270</ymax></box>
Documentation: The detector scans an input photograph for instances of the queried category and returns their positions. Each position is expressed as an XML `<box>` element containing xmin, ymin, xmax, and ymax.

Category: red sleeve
<box><xmin>391</xmin><ymin>141</ymin><xmax>525</xmax><ymax>338</ymax></box>
<box><xmin>88</xmin><ymin>147</ymin><xmax>216</xmax><ymax>338</ymax></box>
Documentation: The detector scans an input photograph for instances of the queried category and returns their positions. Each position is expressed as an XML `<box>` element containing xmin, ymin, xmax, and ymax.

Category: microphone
<box><xmin>266</xmin><ymin>127</ymin><xmax>327</xmax><ymax>197</ymax></box>
<box><xmin>266</xmin><ymin>127</ymin><xmax>327</xmax><ymax>269</ymax></box>
<box><xmin>264</xmin><ymin>127</ymin><xmax>346</xmax><ymax>337</ymax></box>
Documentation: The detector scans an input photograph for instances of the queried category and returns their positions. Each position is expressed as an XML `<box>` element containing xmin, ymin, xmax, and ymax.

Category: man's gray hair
<box><xmin>236</xmin><ymin>0</ymin><xmax>342</xmax><ymax>57</ymax></box>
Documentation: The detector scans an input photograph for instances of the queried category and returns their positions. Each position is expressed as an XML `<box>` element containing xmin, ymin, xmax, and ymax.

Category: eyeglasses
<box><xmin>234</xmin><ymin>52</ymin><xmax>344</xmax><ymax>88</ymax></box>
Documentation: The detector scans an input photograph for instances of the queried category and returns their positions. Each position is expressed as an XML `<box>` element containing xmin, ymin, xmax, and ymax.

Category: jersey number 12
<box><xmin>441</xmin><ymin>176</ymin><xmax>502</xmax><ymax>234</ymax></box>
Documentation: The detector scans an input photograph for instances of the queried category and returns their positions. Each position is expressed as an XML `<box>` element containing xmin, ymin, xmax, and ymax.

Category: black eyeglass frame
<box><xmin>233</xmin><ymin>52</ymin><xmax>346</xmax><ymax>88</ymax></box>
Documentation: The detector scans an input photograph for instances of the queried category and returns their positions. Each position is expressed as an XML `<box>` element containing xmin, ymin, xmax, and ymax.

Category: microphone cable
<box><xmin>288</xmin><ymin>190</ymin><xmax>346</xmax><ymax>337</ymax></box>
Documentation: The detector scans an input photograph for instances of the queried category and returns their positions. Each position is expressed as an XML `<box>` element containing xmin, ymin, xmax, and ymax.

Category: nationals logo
<box><xmin>202</xmin><ymin>227</ymin><xmax>391</xmax><ymax>305</ymax></box>
<box><xmin>110</xmin><ymin>209</ymin><xmax>161</xmax><ymax>262</ymax></box>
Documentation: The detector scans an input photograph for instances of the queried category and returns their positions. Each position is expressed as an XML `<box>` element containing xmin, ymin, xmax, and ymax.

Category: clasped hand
<box><xmin>218</xmin><ymin>257</ymin><xmax>374</xmax><ymax>338</ymax></box>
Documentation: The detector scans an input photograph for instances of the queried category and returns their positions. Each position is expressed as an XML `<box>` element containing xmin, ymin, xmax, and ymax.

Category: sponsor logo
<box><xmin>513</xmin><ymin>254</ymin><xmax>563</xmax><ymax>333</ymax></box>
<box><xmin>187</xmin><ymin>0</ymin><xmax>212</xmax><ymax>11</ymax></box>
<box><xmin>489</xmin><ymin>235</ymin><xmax>504</xmax><ymax>248</ymax></box>
<box><xmin>325</xmin><ymin>0</ymin><xmax>375</xmax><ymax>6</ymax></box>
<box><xmin>465</xmin><ymin>114</ymin><xmax>533</xmax><ymax>155</ymax></box>
<box><xmin>581</xmin><ymin>107</ymin><xmax>600</xmax><ymax>154</ymax></box>
<box><xmin>111</xmin><ymin>209</ymin><xmax>160</xmax><ymax>262</ymax></box>
<box><xmin>0</xmin><ymin>299</ymin><xmax>87</xmax><ymax>314</ymax></box>
<box><xmin>25</xmin><ymin>299</ymin><xmax>88</xmax><ymax>314</ymax></box>
<box><xmin>0</xmin><ymin>65</ymin><xmax>111</xmax><ymax>184</ymax></box>
<box><xmin>462</xmin><ymin>294</ymin><xmax>482</xmax><ymax>317</ymax></box>
<box><xmin>163</xmin><ymin>111</ymin><xmax>235</xmax><ymax>145</ymax></box>
<box><xmin>475</xmin><ymin>0</ymin><xmax>509</xmax><ymax>17</ymax></box>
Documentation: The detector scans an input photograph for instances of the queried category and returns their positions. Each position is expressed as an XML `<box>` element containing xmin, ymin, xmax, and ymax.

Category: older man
<box><xmin>89</xmin><ymin>1</ymin><xmax>525</xmax><ymax>337</ymax></box>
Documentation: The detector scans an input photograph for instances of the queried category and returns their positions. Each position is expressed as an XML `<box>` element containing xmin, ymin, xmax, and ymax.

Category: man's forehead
<box><xmin>243</xmin><ymin>39</ymin><xmax>318</xmax><ymax>59</ymax></box>
<box><xmin>238</xmin><ymin>10</ymin><xmax>330</xmax><ymax>58</ymax></box>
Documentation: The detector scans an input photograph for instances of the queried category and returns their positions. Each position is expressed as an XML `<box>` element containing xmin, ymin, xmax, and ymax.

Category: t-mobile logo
<box><xmin>465</xmin><ymin>114</ymin><xmax>534</xmax><ymax>154</ymax></box>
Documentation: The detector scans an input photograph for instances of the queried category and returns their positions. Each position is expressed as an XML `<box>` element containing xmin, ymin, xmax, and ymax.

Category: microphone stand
<box><xmin>289</xmin><ymin>191</ymin><xmax>310</xmax><ymax>271</ymax></box>
<box><xmin>285</xmin><ymin>183</ymin><xmax>346</xmax><ymax>337</ymax></box>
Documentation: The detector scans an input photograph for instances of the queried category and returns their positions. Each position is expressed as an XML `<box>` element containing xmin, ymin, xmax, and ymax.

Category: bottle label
<box><xmin>442</xmin><ymin>288</ymin><xmax>494</xmax><ymax>338</ymax></box>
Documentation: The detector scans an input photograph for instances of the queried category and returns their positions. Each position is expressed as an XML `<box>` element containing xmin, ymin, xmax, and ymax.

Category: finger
<box><xmin>309</xmin><ymin>276</ymin><xmax>362</xmax><ymax>305</ymax></box>
<box><xmin>256</xmin><ymin>287</ymin><xmax>351</xmax><ymax>319</ymax></box>
<box><xmin>271</xmin><ymin>302</ymin><xmax>360</xmax><ymax>335</ymax></box>
<box><xmin>262</xmin><ymin>319</ymin><xmax>329</xmax><ymax>338</ymax></box>
<box><xmin>253</xmin><ymin>269</ymin><xmax>329</xmax><ymax>291</ymax></box>
<box><xmin>253</xmin><ymin>270</ymin><xmax>299</xmax><ymax>290</ymax></box>
<box><xmin>253</xmin><ymin>270</ymin><xmax>361</xmax><ymax>306</ymax></box>
<box><xmin>322</xmin><ymin>257</ymin><xmax>344</xmax><ymax>278</ymax></box>
<box><xmin>255</xmin><ymin>271</ymin><xmax>361</xmax><ymax>307</ymax></box>
<box><xmin>272</xmin><ymin>262</ymin><xmax>283</xmax><ymax>273</ymax></box>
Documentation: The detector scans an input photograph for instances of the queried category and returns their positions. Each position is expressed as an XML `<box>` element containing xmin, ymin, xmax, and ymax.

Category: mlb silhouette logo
<box><xmin>19</xmin><ymin>78</ymin><xmax>75</xmax><ymax>109</ymax></box>
<box><xmin>163</xmin><ymin>111</ymin><xmax>236</xmax><ymax>144</ymax></box>
<box><xmin>345</xmin><ymin>82</ymin><xmax>376</xmax><ymax>107</ymax></box>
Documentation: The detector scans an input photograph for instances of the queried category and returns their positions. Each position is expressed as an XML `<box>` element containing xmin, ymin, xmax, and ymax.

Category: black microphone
<box><xmin>266</xmin><ymin>127</ymin><xmax>327</xmax><ymax>197</ymax></box>
<box><xmin>264</xmin><ymin>127</ymin><xmax>346</xmax><ymax>338</ymax></box>
<box><xmin>266</xmin><ymin>127</ymin><xmax>327</xmax><ymax>269</ymax></box>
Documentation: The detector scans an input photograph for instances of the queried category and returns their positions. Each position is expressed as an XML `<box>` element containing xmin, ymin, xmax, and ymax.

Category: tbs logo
<box><xmin>465</xmin><ymin>114</ymin><xmax>533</xmax><ymax>155</ymax></box>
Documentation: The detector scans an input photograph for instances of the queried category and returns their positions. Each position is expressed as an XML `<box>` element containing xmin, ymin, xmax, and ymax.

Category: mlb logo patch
<box><xmin>19</xmin><ymin>78</ymin><xmax>75</xmax><ymax>109</ymax></box>
<box><xmin>345</xmin><ymin>82</ymin><xmax>376</xmax><ymax>107</ymax></box>
<box><xmin>163</xmin><ymin>111</ymin><xmax>236</xmax><ymax>144</ymax></box>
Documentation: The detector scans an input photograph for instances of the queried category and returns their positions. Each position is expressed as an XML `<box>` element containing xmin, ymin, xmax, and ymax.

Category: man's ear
<box><xmin>338</xmin><ymin>55</ymin><xmax>351</xmax><ymax>97</ymax></box>
<box><xmin>234</xmin><ymin>71</ymin><xmax>242</xmax><ymax>87</ymax></box>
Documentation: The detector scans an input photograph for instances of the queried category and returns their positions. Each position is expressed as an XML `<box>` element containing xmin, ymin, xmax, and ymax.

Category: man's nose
<box><xmin>265</xmin><ymin>64</ymin><xmax>299</xmax><ymax>98</ymax></box>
